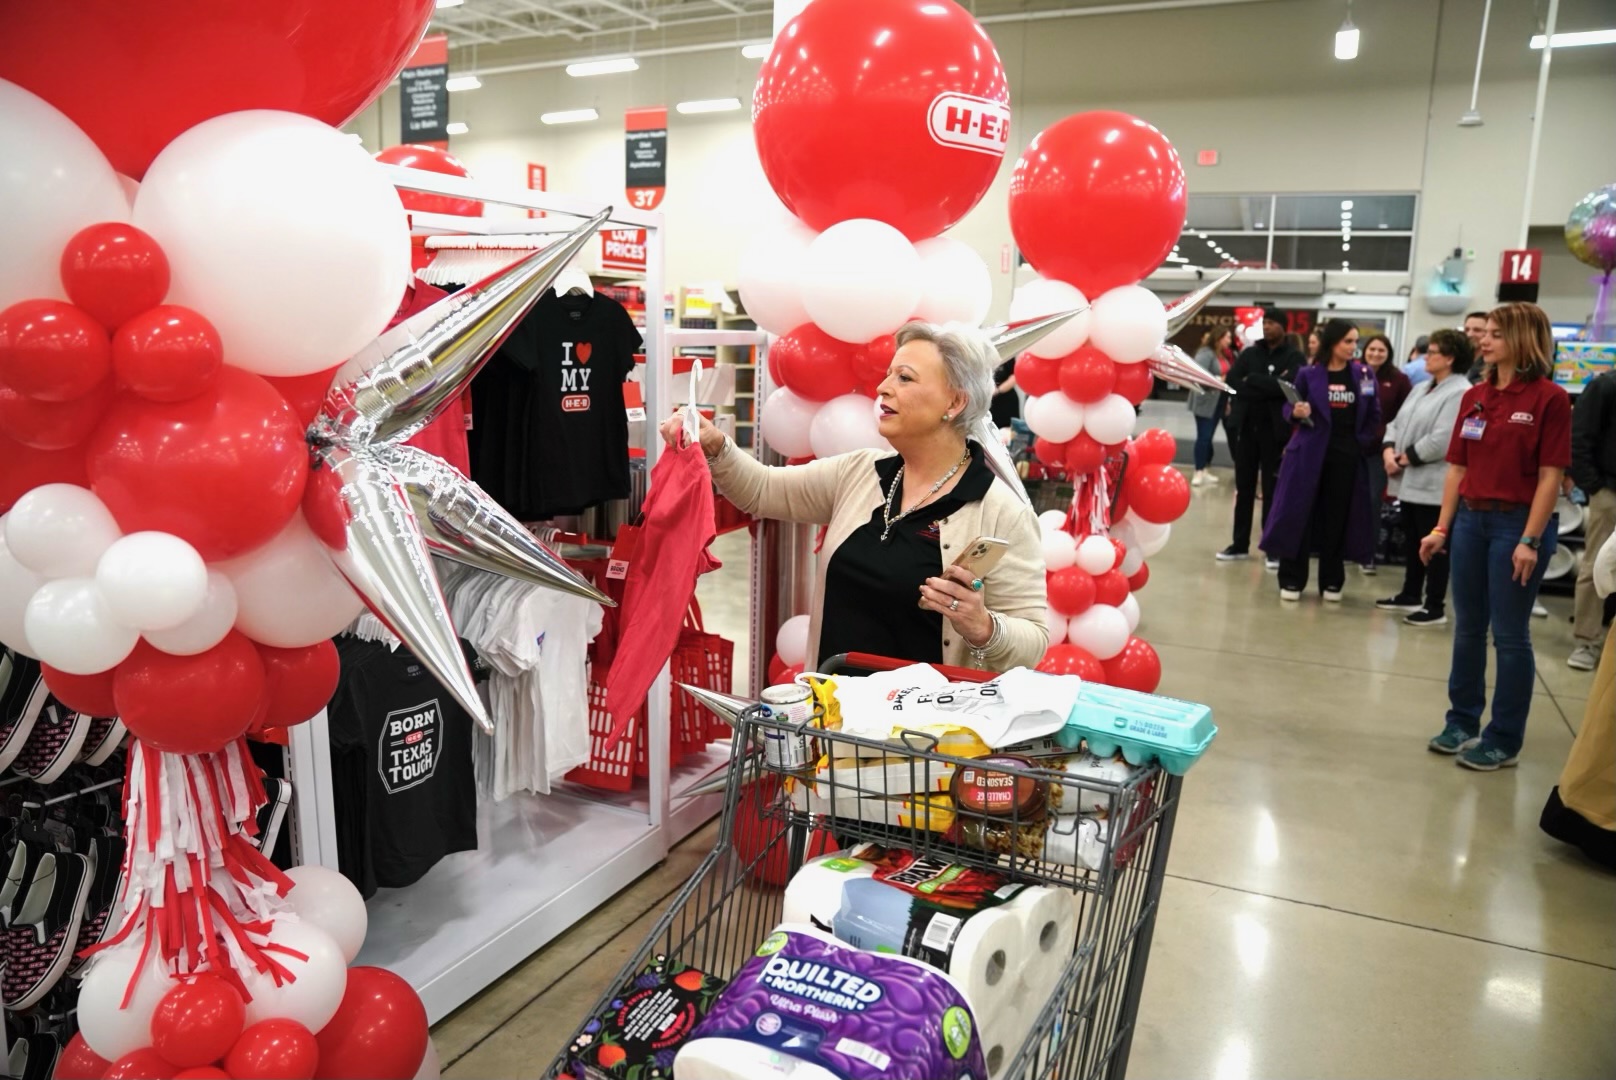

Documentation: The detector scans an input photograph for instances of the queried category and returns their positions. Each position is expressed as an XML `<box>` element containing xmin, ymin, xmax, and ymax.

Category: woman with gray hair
<box><xmin>659</xmin><ymin>320</ymin><xmax>1047</xmax><ymax>672</ymax></box>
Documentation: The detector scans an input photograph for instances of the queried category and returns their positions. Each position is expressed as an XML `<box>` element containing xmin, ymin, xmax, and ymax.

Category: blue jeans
<box><xmin>1445</xmin><ymin>507</ymin><xmax>1557</xmax><ymax>755</ymax></box>
<box><xmin>1193</xmin><ymin>415</ymin><xmax>1219</xmax><ymax>470</ymax></box>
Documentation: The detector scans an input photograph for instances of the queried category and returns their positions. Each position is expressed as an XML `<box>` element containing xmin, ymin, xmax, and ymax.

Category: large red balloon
<box><xmin>256</xmin><ymin>641</ymin><xmax>341</xmax><ymax>729</ymax></box>
<box><xmin>0</xmin><ymin>300</ymin><xmax>111</xmax><ymax>402</ymax></box>
<box><xmin>114</xmin><ymin>634</ymin><xmax>267</xmax><ymax>754</ymax></box>
<box><xmin>0</xmin><ymin>378</ymin><xmax>113</xmax><ymax>450</ymax></box>
<box><xmin>1063</xmin><ymin>432</ymin><xmax>1107</xmax><ymax>475</ymax></box>
<box><xmin>753</xmin><ymin>0</ymin><xmax>1009</xmax><ymax>240</ymax></box>
<box><xmin>1047</xmin><ymin>566</ymin><xmax>1097</xmax><ymax>618</ymax></box>
<box><xmin>1124</xmin><ymin>463</ymin><xmax>1191</xmax><ymax>524</ymax></box>
<box><xmin>1128</xmin><ymin>427</ymin><xmax>1178</xmax><ymax>466</ymax></box>
<box><xmin>1037</xmin><ymin>643</ymin><xmax>1105</xmax><ymax>682</ymax></box>
<box><xmin>1009</xmin><ymin>111</ymin><xmax>1187</xmax><ymax>297</ymax></box>
<box><xmin>1128</xmin><ymin>562</ymin><xmax>1151</xmax><ymax>591</ymax></box>
<box><xmin>41</xmin><ymin>665</ymin><xmax>117</xmax><ymax>716</ymax></box>
<box><xmin>150</xmin><ymin>974</ymin><xmax>246</xmax><ymax>1069</ymax></box>
<box><xmin>60</xmin><ymin>223</ymin><xmax>172</xmax><ymax>331</ymax></box>
<box><xmin>53</xmin><ymin>1033</ymin><xmax>111</xmax><ymax>1080</ymax></box>
<box><xmin>1056</xmin><ymin>347</ymin><xmax>1116</xmax><ymax>405</ymax></box>
<box><xmin>1014</xmin><ymin>353</ymin><xmax>1062</xmax><ymax>398</ymax></box>
<box><xmin>0</xmin><ymin>430</ymin><xmax>88</xmax><ymax>512</ymax></box>
<box><xmin>771</xmin><ymin>324</ymin><xmax>860</xmax><ymax>402</ymax></box>
<box><xmin>0</xmin><ymin>2</ymin><xmax>436</xmax><ymax>180</ymax></box>
<box><xmin>112</xmin><ymin>306</ymin><xmax>223</xmax><ymax>404</ymax></box>
<box><xmin>373</xmin><ymin>144</ymin><xmax>483</xmax><ymax>218</ymax></box>
<box><xmin>103</xmin><ymin>1048</ymin><xmax>179</xmax><ymax>1080</ymax></box>
<box><xmin>1103</xmin><ymin>636</ymin><xmax>1162</xmax><ymax>694</ymax></box>
<box><xmin>86</xmin><ymin>365</ymin><xmax>308</xmax><ymax>561</ymax></box>
<box><xmin>226</xmin><ymin>1020</ymin><xmax>318</xmax><ymax>1080</ymax></box>
<box><xmin>850</xmin><ymin>334</ymin><xmax>897</xmax><ymax>397</ymax></box>
<box><xmin>1033</xmin><ymin>437</ymin><xmax>1069</xmax><ymax>469</ymax></box>
<box><xmin>1113</xmin><ymin>362</ymin><xmax>1156</xmax><ymax>407</ymax></box>
<box><xmin>313</xmin><ymin>967</ymin><xmax>429</xmax><ymax>1080</ymax></box>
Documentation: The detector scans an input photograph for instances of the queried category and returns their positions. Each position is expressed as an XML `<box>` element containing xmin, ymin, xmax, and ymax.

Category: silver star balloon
<box><xmin>1150</xmin><ymin>342</ymin><xmax>1234</xmax><ymax>396</ymax></box>
<box><xmin>983</xmin><ymin>307</ymin><xmax>1088</xmax><ymax>362</ymax></box>
<box><xmin>305</xmin><ymin>209</ymin><xmax>611</xmax><ymax>732</ymax></box>
<box><xmin>1162</xmin><ymin>271</ymin><xmax>1237</xmax><ymax>338</ymax></box>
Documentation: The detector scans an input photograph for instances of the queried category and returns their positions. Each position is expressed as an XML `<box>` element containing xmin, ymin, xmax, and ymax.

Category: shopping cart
<box><xmin>549</xmin><ymin>654</ymin><xmax>1183</xmax><ymax>1080</ymax></box>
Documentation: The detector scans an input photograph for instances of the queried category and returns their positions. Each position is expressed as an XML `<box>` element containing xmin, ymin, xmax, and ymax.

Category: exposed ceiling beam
<box><xmin>589</xmin><ymin>0</ymin><xmax>660</xmax><ymax>29</ymax></box>
<box><xmin>507</xmin><ymin>0</ymin><xmax>602</xmax><ymax>32</ymax></box>
<box><xmin>458</xmin><ymin>7</ymin><xmax>571</xmax><ymax>41</ymax></box>
<box><xmin>704</xmin><ymin>0</ymin><xmax>748</xmax><ymax>12</ymax></box>
<box><xmin>430</xmin><ymin>16</ymin><xmax>504</xmax><ymax>45</ymax></box>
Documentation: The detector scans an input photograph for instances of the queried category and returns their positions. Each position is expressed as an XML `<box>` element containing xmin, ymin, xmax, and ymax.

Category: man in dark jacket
<box><xmin>1218</xmin><ymin>308</ymin><xmax>1306</xmax><ymax>561</ymax></box>
<box><xmin>1568</xmin><ymin>370</ymin><xmax>1616</xmax><ymax>670</ymax></box>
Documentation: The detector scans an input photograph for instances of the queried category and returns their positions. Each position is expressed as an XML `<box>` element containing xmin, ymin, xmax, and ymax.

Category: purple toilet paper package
<box><xmin>677</xmin><ymin>924</ymin><xmax>988</xmax><ymax>1080</ymax></box>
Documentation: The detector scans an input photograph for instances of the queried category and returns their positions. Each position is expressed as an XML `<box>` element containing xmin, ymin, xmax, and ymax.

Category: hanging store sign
<box><xmin>625</xmin><ymin>106</ymin><xmax>667</xmax><ymax>210</ymax></box>
<box><xmin>527</xmin><ymin>162</ymin><xmax>548</xmax><ymax>219</ymax></box>
<box><xmin>399</xmin><ymin>34</ymin><xmax>449</xmax><ymax>146</ymax></box>
<box><xmin>601</xmin><ymin>229</ymin><xmax>649</xmax><ymax>273</ymax></box>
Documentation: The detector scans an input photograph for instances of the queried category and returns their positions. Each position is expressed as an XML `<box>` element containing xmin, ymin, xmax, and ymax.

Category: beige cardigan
<box><xmin>711</xmin><ymin>444</ymin><xmax>1048</xmax><ymax>672</ymax></box>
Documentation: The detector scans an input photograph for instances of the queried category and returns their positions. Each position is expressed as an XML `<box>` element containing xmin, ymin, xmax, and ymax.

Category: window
<box><xmin>1174</xmin><ymin>192</ymin><xmax>1417</xmax><ymax>273</ymax></box>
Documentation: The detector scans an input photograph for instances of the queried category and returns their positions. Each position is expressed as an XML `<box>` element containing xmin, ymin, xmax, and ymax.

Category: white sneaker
<box><xmin>1567</xmin><ymin>644</ymin><xmax>1600</xmax><ymax>671</ymax></box>
<box><xmin>1192</xmin><ymin>471</ymin><xmax>1207</xmax><ymax>487</ymax></box>
<box><xmin>1532</xmin><ymin>602</ymin><xmax>1548</xmax><ymax>618</ymax></box>
<box><xmin>1323</xmin><ymin>589</ymin><xmax>1343</xmax><ymax>603</ymax></box>
<box><xmin>1205</xmin><ymin>471</ymin><xmax>1220</xmax><ymax>484</ymax></box>
<box><xmin>1265</xmin><ymin>558</ymin><xmax>1280</xmax><ymax>572</ymax></box>
<box><xmin>1280</xmin><ymin>588</ymin><xmax>1301</xmax><ymax>602</ymax></box>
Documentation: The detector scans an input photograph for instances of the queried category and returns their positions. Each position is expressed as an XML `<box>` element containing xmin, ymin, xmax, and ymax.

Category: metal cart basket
<box><xmin>550</xmin><ymin>655</ymin><xmax>1183</xmax><ymax>1080</ymax></box>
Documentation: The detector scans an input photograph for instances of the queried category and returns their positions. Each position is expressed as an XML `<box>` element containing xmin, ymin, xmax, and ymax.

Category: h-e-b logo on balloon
<box><xmin>927</xmin><ymin>93</ymin><xmax>1011</xmax><ymax>157</ymax></box>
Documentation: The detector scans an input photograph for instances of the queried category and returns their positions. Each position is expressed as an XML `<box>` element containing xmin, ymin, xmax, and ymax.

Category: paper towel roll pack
<box><xmin>675</xmin><ymin>924</ymin><xmax>988</xmax><ymax>1080</ymax></box>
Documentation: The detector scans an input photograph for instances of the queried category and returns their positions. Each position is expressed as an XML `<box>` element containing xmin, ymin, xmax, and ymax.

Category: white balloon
<box><xmin>220</xmin><ymin>515</ymin><xmax>364</xmax><ymax>648</ymax></box>
<box><xmin>5</xmin><ymin>484</ymin><xmax>122</xmax><ymax>578</ymax></box>
<box><xmin>94</xmin><ymin>532</ymin><xmax>208</xmax><ymax>632</ymax></box>
<box><xmin>759</xmin><ymin>386</ymin><xmax>821</xmax><ymax>459</ymax></box>
<box><xmin>1083</xmin><ymin>394</ymin><xmax>1137</xmax><ymax>446</ymax></box>
<box><xmin>775</xmin><ymin>614</ymin><xmax>811</xmax><ymax>668</ymax></box>
<box><xmin>1037</xmin><ymin>510</ymin><xmax>1069</xmax><ymax>535</ymax></box>
<box><xmin>738</xmin><ymin>217</ymin><xmax>818</xmax><ymax>336</ymax></box>
<box><xmin>1023</xmin><ymin>393</ymin><xmax>1085</xmax><ymax>443</ymax></box>
<box><xmin>1040</xmin><ymin>530</ymin><xmax>1077</xmax><ymax>572</ymax></box>
<box><xmin>809</xmin><ymin>394</ymin><xmax>891</xmax><ymax>459</ymax></box>
<box><xmin>1075</xmin><ymin>535</ymin><xmax>1119</xmax><ymax>576</ymax></box>
<box><xmin>1067</xmin><ymin>605</ymin><xmax>1130</xmax><ymax>660</ymax></box>
<box><xmin>240</xmin><ymin>918</ymin><xmax>348</xmax><ymax>1031</ymax></box>
<box><xmin>24</xmin><ymin>578</ymin><xmax>138</xmax><ymax>674</ymax></box>
<box><xmin>1008</xmin><ymin>278</ymin><xmax>1091</xmax><ymax>358</ymax></box>
<box><xmin>0</xmin><ymin>81</ymin><xmax>130</xmax><ymax>310</ymax></box>
<box><xmin>913</xmin><ymin>237</ymin><xmax>993</xmax><ymax>327</ymax></box>
<box><xmin>284</xmin><ymin>865</ymin><xmax>369</xmax><ymax>965</ymax></box>
<box><xmin>77</xmin><ymin>943</ymin><xmax>174</xmax><ymax>1061</ymax></box>
<box><xmin>1120</xmin><ymin>592</ymin><xmax>1142</xmax><ymax>633</ymax></box>
<box><xmin>134</xmin><ymin>111</ymin><xmax>410</xmax><ymax>378</ymax></box>
<box><xmin>1120</xmin><ymin>546</ymin><xmax>1146</xmax><ymax>576</ymax></box>
<box><xmin>0</xmin><ymin>526</ymin><xmax>44</xmax><ymax>657</ymax></box>
<box><xmin>1126</xmin><ymin>515</ymin><xmax>1173</xmax><ymax>558</ymax></box>
<box><xmin>1046</xmin><ymin>612</ymin><xmax>1069</xmax><ymax>647</ymax></box>
<box><xmin>1089</xmin><ymin>285</ymin><xmax>1168</xmax><ymax>364</ymax></box>
<box><xmin>143</xmin><ymin>571</ymin><xmax>239</xmax><ymax>655</ymax></box>
<box><xmin>800</xmin><ymin>219</ymin><xmax>922</xmax><ymax>344</ymax></box>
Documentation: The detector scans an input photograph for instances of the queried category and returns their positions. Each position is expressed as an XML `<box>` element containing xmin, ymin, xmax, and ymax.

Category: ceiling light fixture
<box><xmin>1335</xmin><ymin>2</ymin><xmax>1360</xmax><ymax>60</ymax></box>
<box><xmin>676</xmin><ymin>97</ymin><xmax>742</xmax><ymax>114</ymax></box>
<box><xmin>566</xmin><ymin>57</ymin><xmax>639</xmax><ymax>77</ymax></box>
<box><xmin>1530</xmin><ymin>29</ymin><xmax>1616</xmax><ymax>48</ymax></box>
<box><xmin>1341</xmin><ymin>199</ymin><xmax>1355</xmax><ymax>210</ymax></box>
<box><xmin>742</xmin><ymin>42</ymin><xmax>771</xmax><ymax>59</ymax></box>
<box><xmin>446</xmin><ymin>122</ymin><xmax>469</xmax><ymax>135</ymax></box>
<box><xmin>541</xmin><ymin>108</ymin><xmax>600</xmax><ymax>125</ymax></box>
<box><xmin>446</xmin><ymin>76</ymin><xmax>482</xmax><ymax>92</ymax></box>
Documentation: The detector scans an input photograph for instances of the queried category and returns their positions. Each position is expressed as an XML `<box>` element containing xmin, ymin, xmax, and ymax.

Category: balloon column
<box><xmin>745</xmin><ymin>0</ymin><xmax>1008</xmax><ymax>461</ymax></box>
<box><xmin>0</xmin><ymin>14</ymin><xmax>608</xmax><ymax>1074</ymax></box>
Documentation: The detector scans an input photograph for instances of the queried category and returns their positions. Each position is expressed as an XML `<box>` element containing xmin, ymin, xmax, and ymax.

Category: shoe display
<box><xmin>1279</xmin><ymin>588</ymin><xmax>1301</xmax><ymax>602</ymax></box>
<box><xmin>1457</xmin><ymin>743</ymin><xmax>1520</xmax><ymax>771</ymax></box>
<box><xmin>1567</xmin><ymin>644</ymin><xmax>1600</xmax><ymax>671</ymax></box>
<box><xmin>253</xmin><ymin>778</ymin><xmax>293</xmax><ymax>856</ymax></box>
<box><xmin>67</xmin><ymin>833</ymin><xmax>125</xmax><ymax>980</ymax></box>
<box><xmin>1404</xmin><ymin>609</ymin><xmax>1448</xmax><ymax>628</ymax></box>
<box><xmin>1428</xmin><ymin>724</ymin><xmax>1479</xmax><ymax>755</ymax></box>
<box><xmin>0</xmin><ymin>665</ymin><xmax>49</xmax><ymax>774</ymax></box>
<box><xmin>1375</xmin><ymin>595</ymin><xmax>1424</xmax><ymax>612</ymax></box>
<box><xmin>1215</xmin><ymin>546</ymin><xmax>1249</xmax><ymax>561</ymax></box>
<box><xmin>15</xmin><ymin>703</ymin><xmax>92</xmax><ymax>786</ymax></box>
<box><xmin>1322</xmin><ymin>590</ymin><xmax>1343</xmax><ymax>603</ymax></box>
<box><xmin>2</xmin><ymin>851</ymin><xmax>92</xmax><ymax>1011</ymax></box>
<box><xmin>78</xmin><ymin>717</ymin><xmax>127</xmax><ymax>768</ymax></box>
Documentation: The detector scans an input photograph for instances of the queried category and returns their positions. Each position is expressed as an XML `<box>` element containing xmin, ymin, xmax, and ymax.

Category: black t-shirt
<box><xmin>327</xmin><ymin>638</ymin><xmax>478</xmax><ymax>899</ymax></box>
<box><xmin>817</xmin><ymin>445</ymin><xmax>995</xmax><ymax>668</ymax></box>
<box><xmin>990</xmin><ymin>359</ymin><xmax>1019</xmax><ymax>428</ymax></box>
<box><xmin>470</xmin><ymin>291</ymin><xmax>643</xmax><ymax>519</ymax></box>
<box><xmin>1325</xmin><ymin>367</ymin><xmax>1359</xmax><ymax>462</ymax></box>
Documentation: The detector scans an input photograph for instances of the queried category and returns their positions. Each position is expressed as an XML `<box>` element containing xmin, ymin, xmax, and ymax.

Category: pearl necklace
<box><xmin>880</xmin><ymin>448</ymin><xmax>970</xmax><ymax>543</ymax></box>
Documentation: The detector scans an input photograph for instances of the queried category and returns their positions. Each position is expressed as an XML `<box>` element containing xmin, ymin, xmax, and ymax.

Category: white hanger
<box><xmin>684</xmin><ymin>358</ymin><xmax>703</xmax><ymax>447</ymax></box>
<box><xmin>554</xmin><ymin>266</ymin><xmax>593</xmax><ymax>297</ymax></box>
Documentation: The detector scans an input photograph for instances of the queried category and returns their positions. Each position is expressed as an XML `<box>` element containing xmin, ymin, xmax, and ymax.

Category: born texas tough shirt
<box><xmin>470</xmin><ymin>291</ymin><xmax>644</xmax><ymax>520</ymax></box>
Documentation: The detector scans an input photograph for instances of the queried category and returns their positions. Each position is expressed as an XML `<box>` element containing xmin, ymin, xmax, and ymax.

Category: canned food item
<box><xmin>760</xmin><ymin>683</ymin><xmax>815</xmax><ymax>768</ymax></box>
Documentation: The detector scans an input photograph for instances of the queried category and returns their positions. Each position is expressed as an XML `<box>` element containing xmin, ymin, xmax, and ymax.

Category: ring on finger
<box><xmin>949</xmin><ymin>598</ymin><xmax>960</xmax><ymax>612</ymax></box>
<box><xmin>970</xmin><ymin>578</ymin><xmax>983</xmax><ymax>592</ymax></box>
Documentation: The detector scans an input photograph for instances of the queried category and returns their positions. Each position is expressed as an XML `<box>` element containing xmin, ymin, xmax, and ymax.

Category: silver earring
<box><xmin>943</xmin><ymin>413</ymin><xmax>952</xmax><ymax>421</ymax></box>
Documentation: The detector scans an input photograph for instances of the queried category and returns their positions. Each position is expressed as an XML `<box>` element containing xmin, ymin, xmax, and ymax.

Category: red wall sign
<box><xmin>625</xmin><ymin>107</ymin><xmax>667</xmax><ymax>210</ymax></box>
<box><xmin>1499</xmin><ymin>249</ymin><xmax>1542</xmax><ymax>285</ymax></box>
<box><xmin>601</xmin><ymin>229</ymin><xmax>648</xmax><ymax>273</ymax></box>
<box><xmin>526</xmin><ymin>162</ymin><xmax>547</xmax><ymax>219</ymax></box>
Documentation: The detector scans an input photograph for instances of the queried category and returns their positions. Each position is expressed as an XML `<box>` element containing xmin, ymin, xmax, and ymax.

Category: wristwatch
<box><xmin>1519</xmin><ymin>535</ymin><xmax>1541</xmax><ymax>550</ymax></box>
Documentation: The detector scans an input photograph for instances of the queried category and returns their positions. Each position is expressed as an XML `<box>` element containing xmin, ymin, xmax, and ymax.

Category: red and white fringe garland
<box><xmin>1066</xmin><ymin>453</ymin><xmax>1124</xmax><ymax>539</ymax></box>
<box><xmin>86</xmin><ymin>737</ymin><xmax>302</xmax><ymax>1006</ymax></box>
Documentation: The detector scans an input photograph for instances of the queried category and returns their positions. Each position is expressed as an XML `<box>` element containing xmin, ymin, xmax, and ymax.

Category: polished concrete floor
<box><xmin>437</xmin><ymin>471</ymin><xmax>1616</xmax><ymax>1080</ymax></box>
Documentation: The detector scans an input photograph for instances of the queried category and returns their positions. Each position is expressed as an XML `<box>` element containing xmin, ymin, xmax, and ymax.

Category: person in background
<box><xmin>1567</xmin><ymin>367</ymin><xmax>1616</xmax><ymax>670</ymax></box>
<box><xmin>1188</xmin><ymin>329</ymin><xmax>1230</xmax><ymax>487</ymax></box>
<box><xmin>1360</xmin><ymin>332</ymin><xmax>1411</xmax><ymax>575</ymax></box>
<box><xmin>1403</xmin><ymin>334</ymin><xmax>1433</xmax><ymax>386</ymax></box>
<box><xmin>1378</xmin><ymin>330</ymin><xmax>1473</xmax><ymax>626</ymax></box>
<box><xmin>1214</xmin><ymin>327</ymin><xmax>1242</xmax><ymax>465</ymax></box>
<box><xmin>1420</xmin><ymin>303</ymin><xmax>1571</xmax><ymax>771</ymax></box>
<box><xmin>1219</xmin><ymin>309</ymin><xmax>1306</xmax><ymax>565</ymax></box>
<box><xmin>990</xmin><ymin>355</ymin><xmax>1020</xmax><ymax>429</ymax></box>
<box><xmin>1463</xmin><ymin>312</ymin><xmax>1489</xmax><ymax>384</ymax></box>
<box><xmin>1261</xmin><ymin>319</ymin><xmax>1381</xmax><ymax>601</ymax></box>
<box><xmin>1306</xmin><ymin>329</ymin><xmax>1321</xmax><ymax>359</ymax></box>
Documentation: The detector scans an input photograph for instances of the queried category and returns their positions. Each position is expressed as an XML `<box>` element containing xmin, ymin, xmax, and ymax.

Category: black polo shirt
<box><xmin>817</xmin><ymin>444</ymin><xmax>995</xmax><ymax>668</ymax></box>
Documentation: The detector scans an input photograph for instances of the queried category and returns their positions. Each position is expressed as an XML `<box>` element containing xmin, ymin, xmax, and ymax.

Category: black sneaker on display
<box><xmin>2</xmin><ymin>851</ymin><xmax>92</xmax><ymax>1011</ymax></box>
<box><xmin>252</xmin><ymin>778</ymin><xmax>293</xmax><ymax>856</ymax></box>
<box><xmin>1375</xmin><ymin>595</ymin><xmax>1424</xmax><ymax>612</ymax></box>
<box><xmin>15</xmin><ymin>704</ymin><xmax>92</xmax><ymax>786</ymax></box>
<box><xmin>1404</xmin><ymin>609</ymin><xmax>1448</xmax><ymax>628</ymax></box>
<box><xmin>1215</xmin><ymin>546</ymin><xmax>1249</xmax><ymax>561</ymax></box>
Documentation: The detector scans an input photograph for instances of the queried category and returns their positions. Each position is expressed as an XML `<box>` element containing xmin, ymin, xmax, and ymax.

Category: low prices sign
<box><xmin>601</xmin><ymin>229</ymin><xmax>648</xmax><ymax>273</ymax></box>
<box><xmin>625</xmin><ymin>106</ymin><xmax>667</xmax><ymax>210</ymax></box>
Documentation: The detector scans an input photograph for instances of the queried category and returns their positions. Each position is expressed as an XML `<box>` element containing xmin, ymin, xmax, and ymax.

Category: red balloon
<box><xmin>373</xmin><ymin>144</ymin><xmax>483</xmax><ymax>217</ymax></box>
<box><xmin>0</xmin><ymin>300</ymin><xmax>111</xmax><ymax>402</ymax></box>
<box><xmin>313</xmin><ymin>967</ymin><xmax>429</xmax><ymax>1080</ymax></box>
<box><xmin>41</xmin><ymin>665</ymin><xmax>117</xmax><ymax>716</ymax></box>
<box><xmin>1103</xmin><ymin>637</ymin><xmax>1162</xmax><ymax>694</ymax></box>
<box><xmin>767</xmin><ymin>652</ymin><xmax>791</xmax><ymax>687</ymax></box>
<box><xmin>53</xmin><ymin>1033</ymin><xmax>111</xmax><ymax>1080</ymax></box>
<box><xmin>1014</xmin><ymin>353</ymin><xmax>1062</xmax><ymax>398</ymax></box>
<box><xmin>1124</xmin><ymin>463</ymin><xmax>1191</xmax><ymax>524</ymax></box>
<box><xmin>753</xmin><ymin>0</ymin><xmax>1009</xmax><ymax>239</ymax></box>
<box><xmin>0</xmin><ymin>377</ymin><xmax>113</xmax><ymax>450</ymax></box>
<box><xmin>226</xmin><ymin>1020</ymin><xmax>318</xmax><ymax>1080</ymax></box>
<box><xmin>770</xmin><ymin>324</ymin><xmax>860</xmax><ymax>402</ymax></box>
<box><xmin>59</xmin><ymin>223</ymin><xmax>172</xmax><ymax>331</ymax></box>
<box><xmin>1010</xmin><ymin>111</ymin><xmax>1188</xmax><ymax>297</ymax></box>
<box><xmin>86</xmin><ymin>365</ymin><xmax>308</xmax><ymax>561</ymax></box>
<box><xmin>114</xmin><ymin>634</ymin><xmax>267</xmax><ymax>754</ymax></box>
<box><xmin>735</xmin><ymin>775</ymin><xmax>834</xmax><ymax>887</ymax></box>
<box><xmin>174</xmin><ymin>1071</ymin><xmax>231</xmax><ymax>1080</ymax></box>
<box><xmin>1111</xmin><ymin>489</ymin><xmax>1131</xmax><ymax>524</ymax></box>
<box><xmin>1093</xmin><ymin>569</ymin><xmax>1130</xmax><ymax>608</ymax></box>
<box><xmin>1063</xmin><ymin>432</ymin><xmax>1107</xmax><ymax>475</ymax></box>
<box><xmin>1047</xmin><ymin>566</ymin><xmax>1097</xmax><ymax>618</ymax></box>
<box><xmin>150</xmin><ymin>974</ymin><xmax>246</xmax><ymax>1069</ymax></box>
<box><xmin>1128</xmin><ymin>563</ymin><xmax>1150</xmax><ymax>591</ymax></box>
<box><xmin>1113</xmin><ymin>362</ymin><xmax>1156</xmax><ymax>407</ymax></box>
<box><xmin>102</xmin><ymin>1048</ymin><xmax>179</xmax><ymax>1080</ymax></box>
<box><xmin>1037</xmin><ymin>643</ymin><xmax>1105</xmax><ymax>681</ymax></box>
<box><xmin>1055</xmin><ymin>347</ymin><xmax>1116</xmax><ymax>405</ymax></box>
<box><xmin>1110</xmin><ymin>538</ymin><xmax>1129</xmax><ymax>571</ymax></box>
<box><xmin>0</xmin><ymin>430</ymin><xmax>88</xmax><ymax>512</ymax></box>
<box><xmin>0</xmin><ymin>2</ymin><xmax>436</xmax><ymax>180</ymax></box>
<box><xmin>851</xmin><ymin>334</ymin><xmax>897</xmax><ymax>394</ymax></box>
<box><xmin>1033</xmin><ymin>436</ymin><xmax>1069</xmax><ymax>469</ymax></box>
<box><xmin>112</xmin><ymin>306</ymin><xmax>223</xmax><ymax>404</ymax></box>
<box><xmin>256</xmin><ymin>641</ymin><xmax>341</xmax><ymax>729</ymax></box>
<box><xmin>1128</xmin><ymin>428</ymin><xmax>1177</xmax><ymax>467</ymax></box>
<box><xmin>263</xmin><ymin>365</ymin><xmax>340</xmax><ymax>426</ymax></box>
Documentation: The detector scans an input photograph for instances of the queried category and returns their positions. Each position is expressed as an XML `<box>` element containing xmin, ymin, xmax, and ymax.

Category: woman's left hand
<box><xmin>1511</xmin><ymin>543</ymin><xmax>1538</xmax><ymax>585</ymax></box>
<box><xmin>920</xmin><ymin>564</ymin><xmax>992</xmax><ymax>647</ymax></box>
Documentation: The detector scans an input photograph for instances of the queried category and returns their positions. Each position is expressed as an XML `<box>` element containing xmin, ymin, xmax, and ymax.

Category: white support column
<box><xmin>1518</xmin><ymin>0</ymin><xmax>1558</xmax><ymax>248</ymax></box>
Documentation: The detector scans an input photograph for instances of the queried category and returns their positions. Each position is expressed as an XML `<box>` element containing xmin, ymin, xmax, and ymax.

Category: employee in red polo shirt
<box><xmin>1419</xmin><ymin>303</ymin><xmax>1571</xmax><ymax>771</ymax></box>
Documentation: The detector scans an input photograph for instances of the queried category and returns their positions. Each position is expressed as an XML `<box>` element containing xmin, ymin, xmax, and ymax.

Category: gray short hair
<box><xmin>894</xmin><ymin>320</ymin><xmax>997</xmax><ymax>433</ymax></box>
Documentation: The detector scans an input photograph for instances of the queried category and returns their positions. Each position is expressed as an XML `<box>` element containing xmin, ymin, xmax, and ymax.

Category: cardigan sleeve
<box><xmin>707</xmin><ymin>444</ymin><xmax>870</xmax><ymax>526</ymax></box>
<box><xmin>978</xmin><ymin>491</ymin><xmax>1050</xmax><ymax>670</ymax></box>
